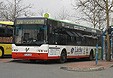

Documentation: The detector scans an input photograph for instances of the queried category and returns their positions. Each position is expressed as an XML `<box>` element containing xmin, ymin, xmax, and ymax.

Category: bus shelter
<box><xmin>102</xmin><ymin>27</ymin><xmax>113</xmax><ymax>60</ymax></box>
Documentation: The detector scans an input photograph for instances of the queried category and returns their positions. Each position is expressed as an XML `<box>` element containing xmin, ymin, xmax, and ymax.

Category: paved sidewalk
<box><xmin>0</xmin><ymin>58</ymin><xmax>12</xmax><ymax>63</ymax></box>
<box><xmin>60</xmin><ymin>60</ymin><xmax>113</xmax><ymax>72</ymax></box>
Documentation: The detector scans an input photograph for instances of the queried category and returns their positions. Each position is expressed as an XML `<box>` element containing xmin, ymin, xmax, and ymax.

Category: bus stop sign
<box><xmin>44</xmin><ymin>13</ymin><xmax>49</xmax><ymax>18</ymax></box>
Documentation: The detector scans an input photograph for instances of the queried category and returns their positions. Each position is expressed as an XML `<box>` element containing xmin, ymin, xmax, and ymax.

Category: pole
<box><xmin>111</xmin><ymin>36</ymin><xmax>112</xmax><ymax>59</ymax></box>
<box><xmin>102</xmin><ymin>35</ymin><xmax>105</xmax><ymax>60</ymax></box>
<box><xmin>96</xmin><ymin>44</ymin><xmax>98</xmax><ymax>65</ymax></box>
<box><xmin>111</xmin><ymin>31</ymin><xmax>113</xmax><ymax>59</ymax></box>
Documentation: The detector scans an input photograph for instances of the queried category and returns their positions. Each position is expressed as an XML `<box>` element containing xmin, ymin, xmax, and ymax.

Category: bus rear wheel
<box><xmin>89</xmin><ymin>52</ymin><xmax>94</xmax><ymax>61</ymax></box>
<box><xmin>59</xmin><ymin>50</ymin><xmax>67</xmax><ymax>63</ymax></box>
<box><xmin>0</xmin><ymin>49</ymin><xmax>4</xmax><ymax>58</ymax></box>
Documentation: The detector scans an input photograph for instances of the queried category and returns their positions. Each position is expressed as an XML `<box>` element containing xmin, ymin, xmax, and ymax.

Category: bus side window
<box><xmin>81</xmin><ymin>36</ymin><xmax>85</xmax><ymax>46</ymax></box>
<box><xmin>0</xmin><ymin>28</ymin><xmax>5</xmax><ymax>36</ymax></box>
<box><xmin>6</xmin><ymin>28</ymin><xmax>13</xmax><ymax>37</ymax></box>
<box><xmin>53</xmin><ymin>33</ymin><xmax>65</xmax><ymax>45</ymax></box>
<box><xmin>66</xmin><ymin>36</ymin><xmax>71</xmax><ymax>45</ymax></box>
<box><xmin>58</xmin><ymin>34</ymin><xmax>67</xmax><ymax>45</ymax></box>
<box><xmin>49</xmin><ymin>33</ymin><xmax>55</xmax><ymax>44</ymax></box>
<box><xmin>54</xmin><ymin>34</ymin><xmax>58</xmax><ymax>44</ymax></box>
<box><xmin>70</xmin><ymin>37</ymin><xmax>76</xmax><ymax>45</ymax></box>
<box><xmin>76</xmin><ymin>36</ymin><xmax>82</xmax><ymax>45</ymax></box>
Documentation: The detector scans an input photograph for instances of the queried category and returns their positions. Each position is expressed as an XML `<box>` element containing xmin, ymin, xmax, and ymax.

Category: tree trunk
<box><xmin>106</xmin><ymin>0</ymin><xmax>111</xmax><ymax>61</ymax></box>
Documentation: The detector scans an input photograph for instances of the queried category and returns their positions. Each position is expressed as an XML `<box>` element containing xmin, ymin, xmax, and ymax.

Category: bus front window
<box><xmin>15</xmin><ymin>24</ymin><xmax>47</xmax><ymax>45</ymax></box>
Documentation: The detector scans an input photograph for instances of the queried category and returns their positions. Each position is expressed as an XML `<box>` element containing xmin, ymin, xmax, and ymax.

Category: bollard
<box><xmin>96</xmin><ymin>44</ymin><xmax>98</xmax><ymax>65</ymax></box>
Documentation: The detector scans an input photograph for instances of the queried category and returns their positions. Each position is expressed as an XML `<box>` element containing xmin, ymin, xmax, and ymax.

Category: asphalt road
<box><xmin>0</xmin><ymin>58</ymin><xmax>113</xmax><ymax>78</ymax></box>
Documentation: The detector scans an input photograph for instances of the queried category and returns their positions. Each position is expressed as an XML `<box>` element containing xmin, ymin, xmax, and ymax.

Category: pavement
<box><xmin>1</xmin><ymin>58</ymin><xmax>113</xmax><ymax>72</ymax></box>
<box><xmin>60</xmin><ymin>60</ymin><xmax>113</xmax><ymax>72</ymax></box>
<box><xmin>0</xmin><ymin>58</ymin><xmax>12</xmax><ymax>63</ymax></box>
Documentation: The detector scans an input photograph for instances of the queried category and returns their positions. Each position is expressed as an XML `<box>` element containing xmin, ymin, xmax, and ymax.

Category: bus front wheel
<box><xmin>59</xmin><ymin>50</ymin><xmax>67</xmax><ymax>63</ymax></box>
<box><xmin>30</xmin><ymin>60</ymin><xmax>36</xmax><ymax>63</ymax></box>
<box><xmin>0</xmin><ymin>49</ymin><xmax>4</xmax><ymax>58</ymax></box>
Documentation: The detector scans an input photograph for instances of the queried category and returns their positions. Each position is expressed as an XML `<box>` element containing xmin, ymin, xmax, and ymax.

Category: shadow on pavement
<box><xmin>10</xmin><ymin>58</ymin><xmax>91</xmax><ymax>65</ymax></box>
<box><xmin>0</xmin><ymin>55</ymin><xmax>12</xmax><ymax>59</ymax></box>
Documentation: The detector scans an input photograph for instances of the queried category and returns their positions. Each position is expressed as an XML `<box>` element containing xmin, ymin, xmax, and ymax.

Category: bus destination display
<box><xmin>16</xmin><ymin>19</ymin><xmax>45</xmax><ymax>24</ymax></box>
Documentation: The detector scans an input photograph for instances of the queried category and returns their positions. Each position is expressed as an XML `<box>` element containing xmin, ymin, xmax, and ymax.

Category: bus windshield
<box><xmin>15</xmin><ymin>24</ymin><xmax>47</xmax><ymax>45</ymax></box>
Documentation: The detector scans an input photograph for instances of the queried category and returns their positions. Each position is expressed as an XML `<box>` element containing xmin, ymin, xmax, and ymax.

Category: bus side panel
<box><xmin>48</xmin><ymin>47</ymin><xmax>60</xmax><ymax>59</ymax></box>
<box><xmin>48</xmin><ymin>45</ymin><xmax>96</xmax><ymax>59</ymax></box>
<box><xmin>0</xmin><ymin>44</ymin><xmax>12</xmax><ymax>55</ymax></box>
<box><xmin>48</xmin><ymin>45</ymin><xmax>66</xmax><ymax>59</ymax></box>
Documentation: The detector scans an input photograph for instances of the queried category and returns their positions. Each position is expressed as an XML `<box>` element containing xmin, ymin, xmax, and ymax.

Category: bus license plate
<box><xmin>24</xmin><ymin>54</ymin><xmax>32</xmax><ymax>56</ymax></box>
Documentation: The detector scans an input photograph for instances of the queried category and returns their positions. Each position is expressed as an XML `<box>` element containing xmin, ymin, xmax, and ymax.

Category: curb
<box><xmin>60</xmin><ymin>64</ymin><xmax>113</xmax><ymax>72</ymax></box>
<box><xmin>109</xmin><ymin>64</ymin><xmax>113</xmax><ymax>68</ymax></box>
<box><xmin>60</xmin><ymin>66</ymin><xmax>105</xmax><ymax>72</ymax></box>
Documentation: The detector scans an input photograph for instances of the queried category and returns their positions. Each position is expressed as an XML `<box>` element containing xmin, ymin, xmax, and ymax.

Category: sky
<box><xmin>25</xmin><ymin>0</ymin><xmax>74</xmax><ymax>17</ymax></box>
<box><xmin>2</xmin><ymin>0</ymin><xmax>74</xmax><ymax>17</ymax></box>
<box><xmin>2</xmin><ymin>0</ymin><xmax>113</xmax><ymax>29</ymax></box>
<box><xmin>24</xmin><ymin>0</ymin><xmax>88</xmax><ymax>26</ymax></box>
<box><xmin>1</xmin><ymin>0</ymin><xmax>91</xmax><ymax>27</ymax></box>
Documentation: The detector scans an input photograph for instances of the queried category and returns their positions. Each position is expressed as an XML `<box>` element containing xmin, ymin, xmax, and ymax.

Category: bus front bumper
<box><xmin>12</xmin><ymin>52</ymin><xmax>48</xmax><ymax>60</ymax></box>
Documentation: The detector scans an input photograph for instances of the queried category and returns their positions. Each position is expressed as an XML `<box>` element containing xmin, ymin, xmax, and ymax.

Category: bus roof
<box><xmin>15</xmin><ymin>17</ymin><xmax>101</xmax><ymax>34</ymax></box>
<box><xmin>0</xmin><ymin>21</ymin><xmax>14</xmax><ymax>25</ymax></box>
<box><xmin>47</xmin><ymin>18</ymin><xmax>101</xmax><ymax>34</ymax></box>
<box><xmin>48</xmin><ymin>18</ymin><xmax>100</xmax><ymax>30</ymax></box>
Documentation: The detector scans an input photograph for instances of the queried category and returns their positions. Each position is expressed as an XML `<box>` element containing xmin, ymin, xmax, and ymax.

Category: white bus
<box><xmin>12</xmin><ymin>17</ymin><xmax>101</xmax><ymax>63</ymax></box>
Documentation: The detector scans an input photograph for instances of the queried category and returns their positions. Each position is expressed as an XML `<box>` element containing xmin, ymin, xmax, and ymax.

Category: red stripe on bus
<box><xmin>67</xmin><ymin>55</ymin><xmax>89</xmax><ymax>59</ymax></box>
<box><xmin>12</xmin><ymin>52</ymin><xmax>48</xmax><ymax>60</ymax></box>
<box><xmin>12</xmin><ymin>52</ymin><xmax>89</xmax><ymax>60</ymax></box>
<box><xmin>48</xmin><ymin>55</ymin><xmax>89</xmax><ymax>59</ymax></box>
<box><xmin>48</xmin><ymin>56</ymin><xmax>60</xmax><ymax>59</ymax></box>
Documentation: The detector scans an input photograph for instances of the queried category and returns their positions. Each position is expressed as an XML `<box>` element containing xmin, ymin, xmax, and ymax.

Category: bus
<box><xmin>12</xmin><ymin>17</ymin><xmax>101</xmax><ymax>63</ymax></box>
<box><xmin>0</xmin><ymin>21</ymin><xmax>13</xmax><ymax>57</ymax></box>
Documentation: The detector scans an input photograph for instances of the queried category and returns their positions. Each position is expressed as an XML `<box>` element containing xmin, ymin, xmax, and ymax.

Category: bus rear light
<box><xmin>14</xmin><ymin>49</ymin><xmax>18</xmax><ymax>51</ymax></box>
<box><xmin>38</xmin><ymin>50</ymin><xmax>48</xmax><ymax>52</ymax></box>
<box><xmin>38</xmin><ymin>50</ymin><xmax>40</xmax><ymax>52</ymax></box>
<box><xmin>44</xmin><ymin>50</ymin><xmax>47</xmax><ymax>52</ymax></box>
<box><xmin>41</xmin><ymin>50</ymin><xmax>43</xmax><ymax>52</ymax></box>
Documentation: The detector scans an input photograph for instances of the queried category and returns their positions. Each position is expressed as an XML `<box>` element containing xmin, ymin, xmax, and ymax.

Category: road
<box><xmin>0</xmin><ymin>58</ymin><xmax>113</xmax><ymax>78</ymax></box>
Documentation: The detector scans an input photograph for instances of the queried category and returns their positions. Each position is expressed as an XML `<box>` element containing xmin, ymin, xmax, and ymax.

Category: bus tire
<box><xmin>59</xmin><ymin>50</ymin><xmax>67</xmax><ymax>63</ymax></box>
<box><xmin>89</xmin><ymin>51</ymin><xmax>94</xmax><ymax>61</ymax></box>
<box><xmin>30</xmin><ymin>60</ymin><xmax>36</xmax><ymax>63</ymax></box>
<box><xmin>0</xmin><ymin>48</ymin><xmax>4</xmax><ymax>58</ymax></box>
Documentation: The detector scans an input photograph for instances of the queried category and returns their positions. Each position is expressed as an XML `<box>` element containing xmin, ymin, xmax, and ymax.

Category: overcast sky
<box><xmin>24</xmin><ymin>0</ymin><xmax>85</xmax><ymax>25</ymax></box>
<box><xmin>2</xmin><ymin>0</ymin><xmax>74</xmax><ymax>17</ymax></box>
<box><xmin>21</xmin><ymin>0</ymin><xmax>80</xmax><ymax>23</ymax></box>
<box><xmin>25</xmin><ymin>0</ymin><xmax>74</xmax><ymax>17</ymax></box>
<box><xmin>2</xmin><ymin>0</ymin><xmax>91</xmax><ymax>26</ymax></box>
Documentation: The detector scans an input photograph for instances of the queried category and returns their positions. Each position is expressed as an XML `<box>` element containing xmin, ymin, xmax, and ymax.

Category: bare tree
<box><xmin>0</xmin><ymin>2</ymin><xmax>4</xmax><ymax>9</ymax></box>
<box><xmin>94</xmin><ymin>0</ymin><xmax>113</xmax><ymax>61</ymax></box>
<box><xmin>73</xmin><ymin>0</ymin><xmax>106</xmax><ymax>29</ymax></box>
<box><xmin>0</xmin><ymin>0</ymin><xmax>32</xmax><ymax>21</ymax></box>
<box><xmin>0</xmin><ymin>2</ymin><xmax>6</xmax><ymax>20</ymax></box>
<box><xmin>37</xmin><ymin>8</ymin><xmax>49</xmax><ymax>17</ymax></box>
<box><xmin>73</xmin><ymin>0</ymin><xmax>113</xmax><ymax>61</ymax></box>
<box><xmin>56</xmin><ymin>7</ymin><xmax>70</xmax><ymax>20</ymax></box>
